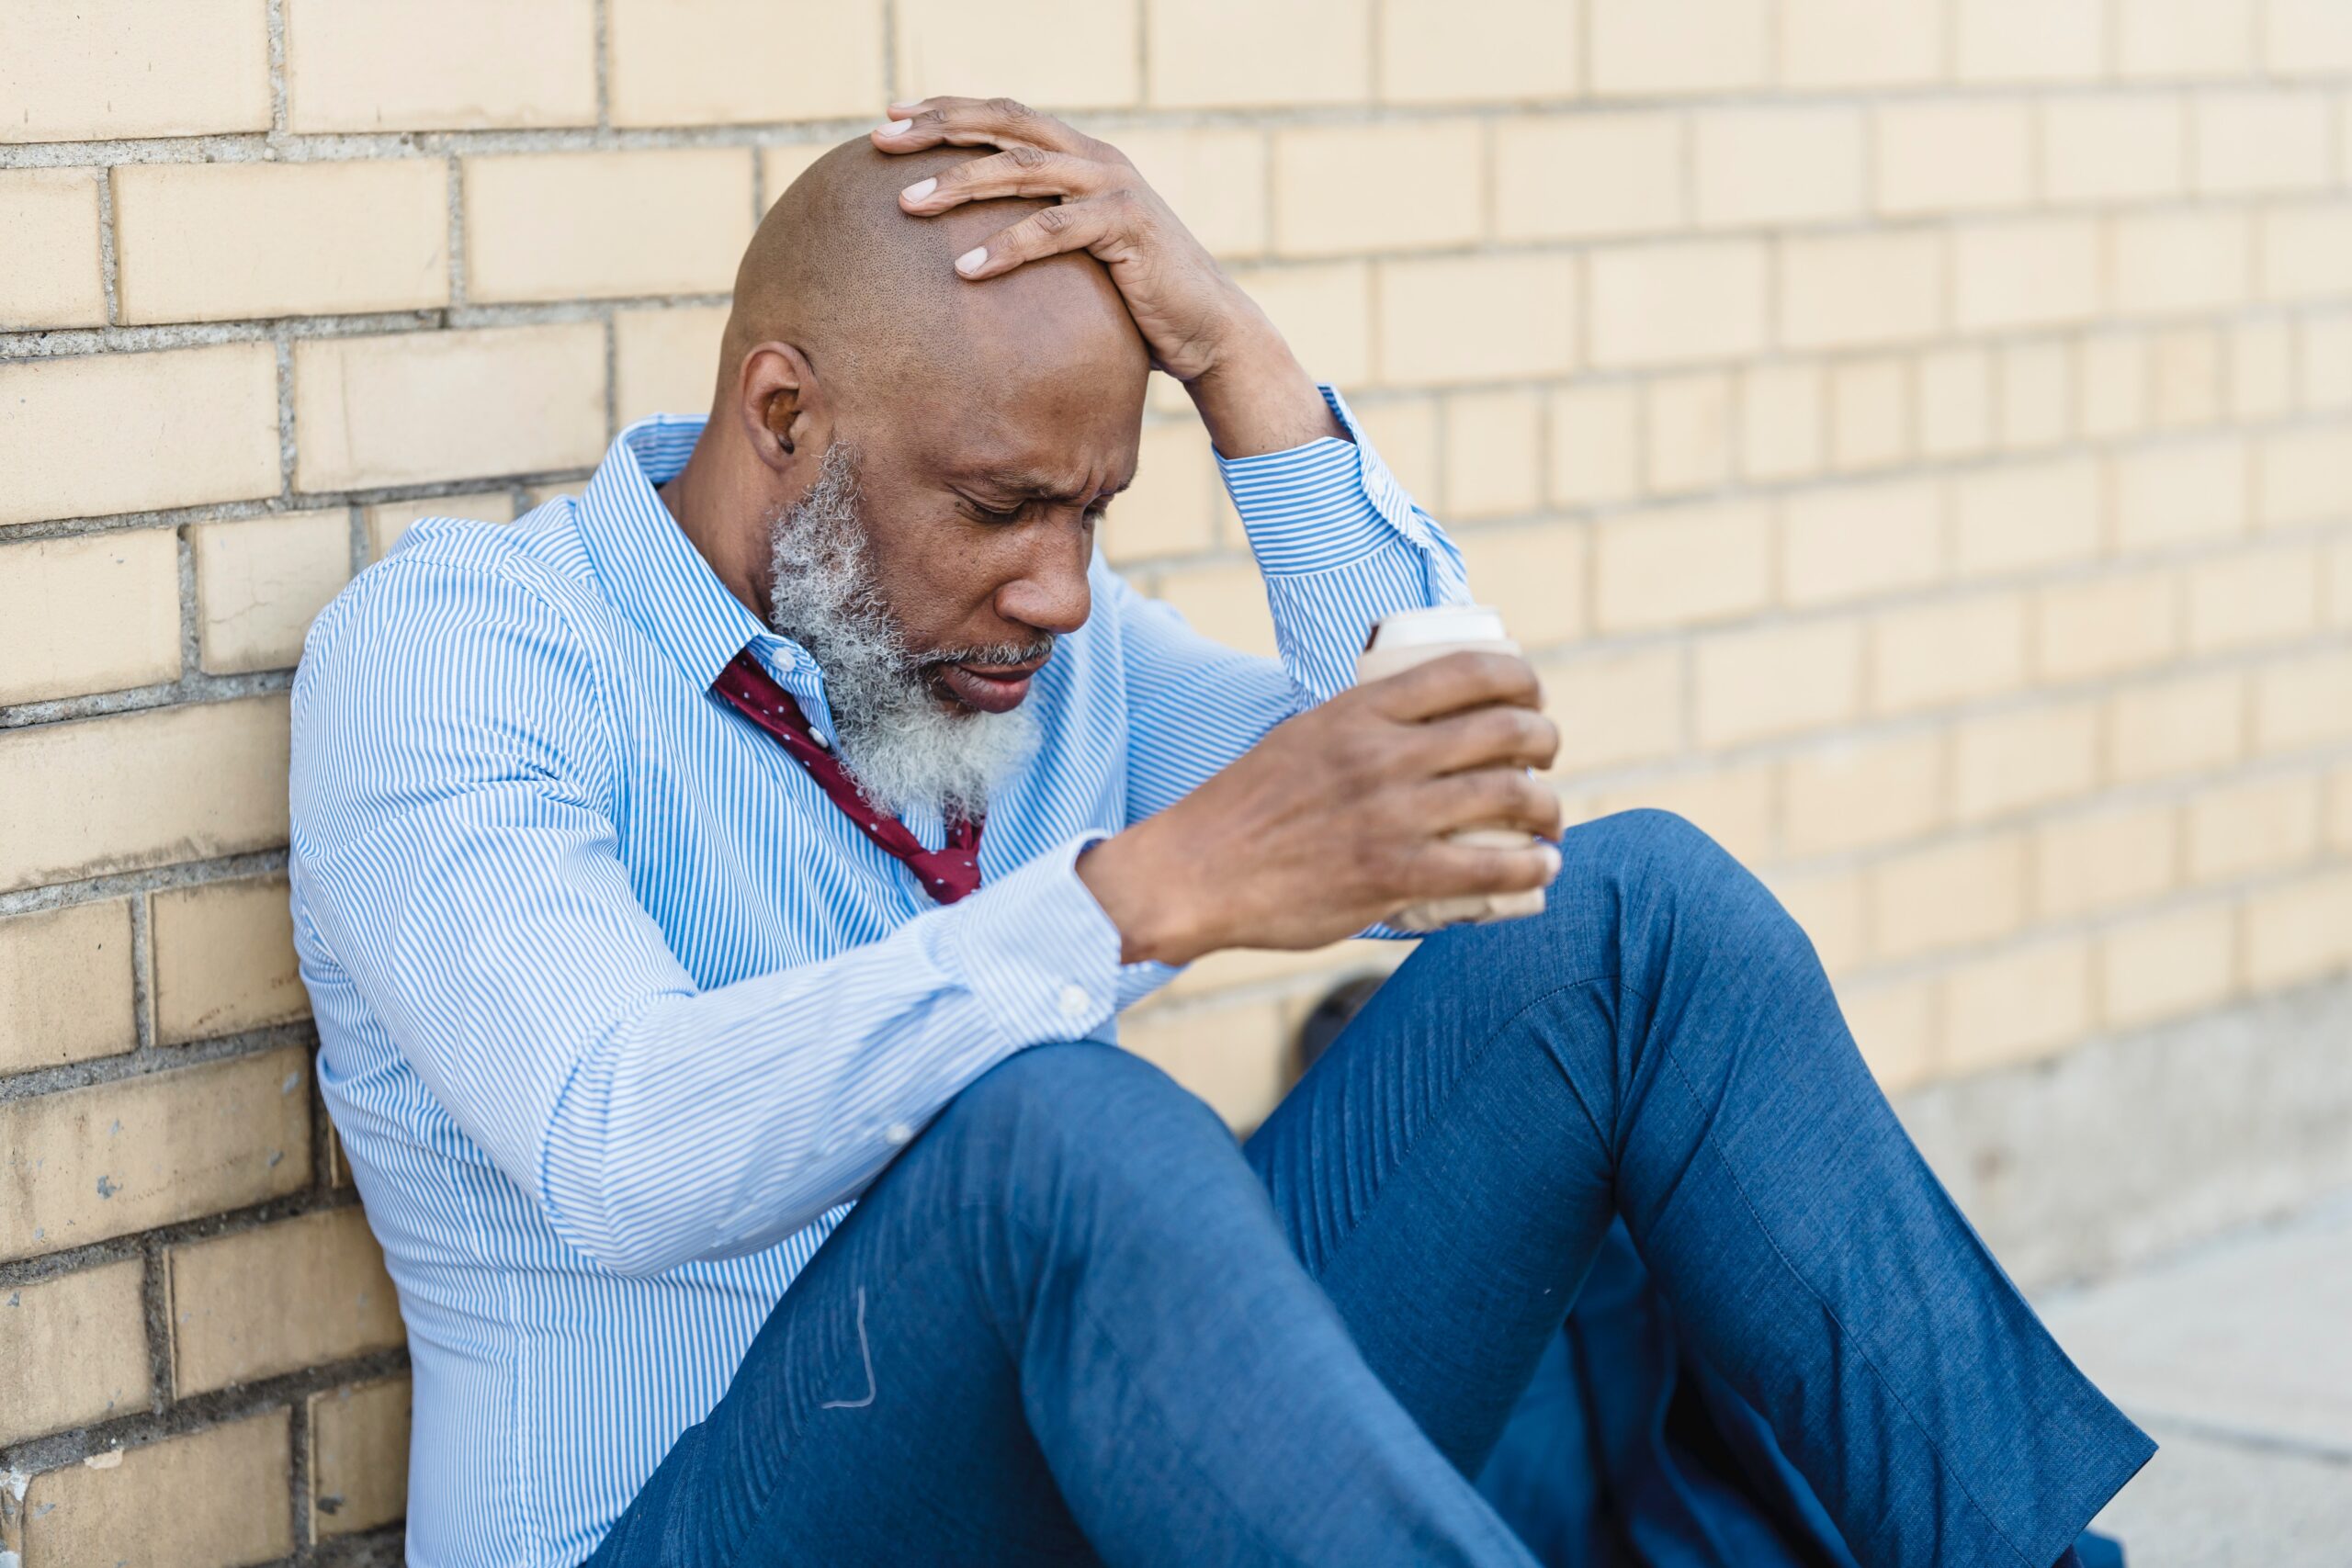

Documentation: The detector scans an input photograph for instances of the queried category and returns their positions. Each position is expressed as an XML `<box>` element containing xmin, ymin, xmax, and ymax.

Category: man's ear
<box><xmin>737</xmin><ymin>341</ymin><xmax>825</xmax><ymax>475</ymax></box>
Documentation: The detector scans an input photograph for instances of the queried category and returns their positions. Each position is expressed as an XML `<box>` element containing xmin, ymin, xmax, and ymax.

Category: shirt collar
<box><xmin>574</xmin><ymin>413</ymin><xmax>795</xmax><ymax>692</ymax></box>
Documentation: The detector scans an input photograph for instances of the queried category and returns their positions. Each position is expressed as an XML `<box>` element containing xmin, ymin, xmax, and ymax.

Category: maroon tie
<box><xmin>712</xmin><ymin>649</ymin><xmax>984</xmax><ymax>904</ymax></box>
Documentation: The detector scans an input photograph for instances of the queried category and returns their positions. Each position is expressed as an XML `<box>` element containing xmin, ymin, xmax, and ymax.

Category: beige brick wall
<box><xmin>2</xmin><ymin>0</ymin><xmax>2347</xmax><ymax>1556</ymax></box>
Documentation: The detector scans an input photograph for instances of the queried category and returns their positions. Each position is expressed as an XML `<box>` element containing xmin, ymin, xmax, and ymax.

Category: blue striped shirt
<box><xmin>288</xmin><ymin>386</ymin><xmax>1466</xmax><ymax>1566</ymax></box>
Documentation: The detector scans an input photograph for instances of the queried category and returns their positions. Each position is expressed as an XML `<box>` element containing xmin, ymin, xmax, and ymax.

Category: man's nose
<box><xmin>995</xmin><ymin>533</ymin><xmax>1093</xmax><ymax>638</ymax></box>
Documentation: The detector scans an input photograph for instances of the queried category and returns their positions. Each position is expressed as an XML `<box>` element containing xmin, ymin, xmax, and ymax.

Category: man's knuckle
<box><xmin>1006</xmin><ymin>143</ymin><xmax>1053</xmax><ymax>170</ymax></box>
<box><xmin>988</xmin><ymin>96</ymin><xmax>1033</xmax><ymax>119</ymax></box>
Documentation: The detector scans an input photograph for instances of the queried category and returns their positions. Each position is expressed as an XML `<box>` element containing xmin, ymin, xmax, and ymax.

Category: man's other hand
<box><xmin>1077</xmin><ymin>652</ymin><xmax>1566</xmax><ymax>967</ymax></box>
<box><xmin>874</xmin><ymin>96</ymin><xmax>1340</xmax><ymax>457</ymax></box>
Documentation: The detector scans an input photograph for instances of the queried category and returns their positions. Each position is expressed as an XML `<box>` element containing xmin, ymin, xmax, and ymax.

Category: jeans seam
<box><xmin>1648</xmin><ymin>997</ymin><xmax>2040</xmax><ymax>1568</ymax></box>
<box><xmin>1306</xmin><ymin>969</ymin><xmax>1619</xmax><ymax>1281</ymax></box>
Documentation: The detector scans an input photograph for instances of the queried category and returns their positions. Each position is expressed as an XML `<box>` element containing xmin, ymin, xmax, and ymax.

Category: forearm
<box><xmin>1184</xmin><ymin>310</ymin><xmax>1346</xmax><ymax>457</ymax></box>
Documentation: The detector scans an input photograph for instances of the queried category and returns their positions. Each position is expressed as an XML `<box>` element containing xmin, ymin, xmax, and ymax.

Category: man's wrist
<box><xmin>1183</xmin><ymin>310</ymin><xmax>1347</xmax><ymax>459</ymax></box>
<box><xmin>1075</xmin><ymin>827</ymin><xmax>1208</xmax><ymax>968</ymax></box>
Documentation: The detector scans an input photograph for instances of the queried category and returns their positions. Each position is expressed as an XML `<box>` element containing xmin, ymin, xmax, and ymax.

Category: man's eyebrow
<box><xmin>967</xmin><ymin>469</ymin><xmax>1136</xmax><ymax>505</ymax></box>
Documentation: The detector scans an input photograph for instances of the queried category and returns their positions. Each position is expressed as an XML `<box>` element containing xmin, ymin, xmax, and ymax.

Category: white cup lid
<box><xmin>1363</xmin><ymin>604</ymin><xmax>1510</xmax><ymax>650</ymax></box>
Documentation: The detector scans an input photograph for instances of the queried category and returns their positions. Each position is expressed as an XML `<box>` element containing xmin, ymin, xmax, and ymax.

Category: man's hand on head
<box><xmin>873</xmin><ymin>97</ymin><xmax>1344</xmax><ymax>458</ymax></box>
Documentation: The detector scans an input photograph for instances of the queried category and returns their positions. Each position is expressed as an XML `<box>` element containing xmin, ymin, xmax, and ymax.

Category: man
<box><xmin>290</xmin><ymin>100</ymin><xmax>2150</xmax><ymax>1567</ymax></box>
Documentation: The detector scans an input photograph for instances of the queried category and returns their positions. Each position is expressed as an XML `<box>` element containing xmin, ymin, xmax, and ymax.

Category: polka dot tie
<box><xmin>712</xmin><ymin>649</ymin><xmax>983</xmax><ymax>905</ymax></box>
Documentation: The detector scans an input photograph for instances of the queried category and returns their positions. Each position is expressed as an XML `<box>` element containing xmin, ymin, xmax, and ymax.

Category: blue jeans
<box><xmin>587</xmin><ymin>811</ymin><xmax>2154</xmax><ymax>1566</ymax></box>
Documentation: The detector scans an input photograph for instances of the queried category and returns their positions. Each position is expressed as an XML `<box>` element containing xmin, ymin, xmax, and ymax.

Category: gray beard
<box><xmin>763</xmin><ymin>441</ymin><xmax>1041</xmax><ymax>821</ymax></box>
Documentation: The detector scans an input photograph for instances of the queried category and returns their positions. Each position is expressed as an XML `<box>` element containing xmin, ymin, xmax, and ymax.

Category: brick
<box><xmin>1951</xmin><ymin>219</ymin><xmax>2102</xmax><ymax>333</ymax></box>
<box><xmin>2262</xmin><ymin>205</ymin><xmax>2352</xmax><ymax>304</ymax></box>
<box><xmin>2231</xmin><ymin>321</ymin><xmax>2296</xmax><ymax>422</ymax></box>
<box><xmin>1377</xmin><ymin>0</ymin><xmax>1579</xmax><ymax>102</ymax></box>
<box><xmin>2331</xmin><ymin>767</ymin><xmax>2352</xmax><ymax>849</ymax></box>
<box><xmin>0</xmin><ymin>900</ymin><xmax>136</xmax><ymax>1074</ymax></box>
<box><xmin>1693</xmin><ymin>107</ymin><xmax>1865</xmax><ymax>229</ymax></box>
<box><xmin>2333</xmin><ymin>541</ymin><xmax>2352</xmax><ymax>629</ymax></box>
<box><xmin>895</xmin><ymin>0</ymin><xmax>1136</xmax><ymax>107</ymax></box>
<box><xmin>1102</xmin><ymin>423</ymin><xmax>1218</xmax><ymax>565</ymax></box>
<box><xmin>1273</xmin><ymin>121</ymin><xmax>1484</xmax><ymax>257</ymax></box>
<box><xmin>2033</xmin><ymin>800</ymin><xmax>2178</xmax><ymax>919</ymax></box>
<box><xmin>1951</xmin><ymin>458</ymin><xmax>2103</xmax><ymax>579</ymax></box>
<box><xmin>1780</xmin><ymin>231</ymin><xmax>1945</xmax><ymax>351</ymax></box>
<box><xmin>1997</xmin><ymin>341</ymin><xmax>2074</xmax><ymax>450</ymax></box>
<box><xmin>2254</xmin><ymin>649</ymin><xmax>2352</xmax><ymax>754</ymax></box>
<box><xmin>1159</xmin><ymin>937</ymin><xmax>1404</xmax><ymax>1005</ymax></box>
<box><xmin>1768</xmin><ymin>865</ymin><xmax>1867</xmax><ymax>974</ymax></box>
<box><xmin>0</xmin><ymin>168</ymin><xmax>106</xmax><ymax>329</ymax></box>
<box><xmin>0</xmin><ymin>0</ymin><xmax>267</xmax><ymax>141</ymax></box>
<box><xmin>110</xmin><ymin>160</ymin><xmax>447</xmax><ymax>325</ymax></box>
<box><xmin>2109</xmin><ymin>670</ymin><xmax>2245</xmax><ymax>782</ymax></box>
<box><xmin>1781</xmin><ymin>0</ymin><xmax>1944</xmax><ymax>88</ymax></box>
<box><xmin>189</xmin><ymin>510</ymin><xmax>353</xmax><ymax>677</ymax></box>
<box><xmin>2306</xmin><ymin>317</ymin><xmax>2352</xmax><ymax>410</ymax></box>
<box><xmin>0</xmin><ymin>530</ymin><xmax>181</xmax><ymax>705</ymax></box>
<box><xmin>1780</xmin><ymin>478</ymin><xmax>1941</xmax><ymax>609</ymax></box>
<box><xmin>1588</xmin><ymin>242</ymin><xmax>1770</xmax><ymax>368</ymax></box>
<box><xmin>466</xmin><ymin>149</ymin><xmax>752</xmax><ymax>304</ymax></box>
<box><xmin>1151</xmin><ymin>561</ymin><xmax>1275</xmax><ymax>660</ymax></box>
<box><xmin>1875</xmin><ymin>100</ymin><xmax>2034</xmax><ymax>217</ymax></box>
<box><xmin>2041</xmin><ymin>96</ymin><xmax>2188</xmax><ymax>204</ymax></box>
<box><xmin>2079</xmin><ymin>335</ymin><xmax>2149</xmax><ymax>441</ymax></box>
<box><xmin>2256</xmin><ymin>425</ymin><xmax>2352</xmax><ymax>529</ymax></box>
<box><xmin>1828</xmin><ymin>357</ymin><xmax>1912</xmax><ymax>471</ymax></box>
<box><xmin>756</xmin><ymin>144</ymin><xmax>830</xmax><ymax>215</ymax></box>
<box><xmin>1952</xmin><ymin>700</ymin><xmax>2100</xmax><ymax>822</ymax></box>
<box><xmin>1543</xmin><ymin>647</ymin><xmax>1683</xmax><ymax>774</ymax></box>
<box><xmin>608</xmin><ymin>0</ymin><xmax>881</xmax><ymax>125</ymax></box>
<box><xmin>1112</xmin><ymin>128</ymin><xmax>1268</xmax><ymax>260</ymax></box>
<box><xmin>1457</xmin><ymin>525</ymin><xmax>1586</xmax><ymax>651</ymax></box>
<box><xmin>1120</xmin><ymin>994</ymin><xmax>1295</xmax><ymax>1130</ymax></box>
<box><xmin>0</xmin><ymin>1047</ymin><xmax>310</xmax><ymax>1261</ymax></box>
<box><xmin>2112</xmin><ymin>437</ymin><xmax>2249</xmax><ymax>551</ymax></box>
<box><xmin>2193</xmin><ymin>92</ymin><xmax>2335</xmax><ymax>195</ymax></box>
<box><xmin>1377</xmin><ymin>254</ymin><xmax>1577</xmax><ymax>384</ymax></box>
<box><xmin>1592</xmin><ymin>500</ymin><xmax>1771</xmax><ymax>634</ymax></box>
<box><xmin>2035</xmin><ymin>569</ymin><xmax>2178</xmax><ymax>683</ymax></box>
<box><xmin>1589</xmin><ymin>767</ymin><xmax>1777</xmax><ymax>868</ymax></box>
<box><xmin>0</xmin><ymin>695</ymin><xmax>289</xmax><ymax>896</ymax></box>
<box><xmin>151</xmin><ymin>874</ymin><xmax>306</xmax><ymax>1047</ymax></box>
<box><xmin>615</xmin><ymin>305</ymin><xmax>729</xmax><ymax>427</ymax></box>
<box><xmin>2100</xmin><ymin>903</ymin><xmax>2236</xmax><ymax>1029</ymax></box>
<box><xmin>1955</xmin><ymin>0</ymin><xmax>2108</xmax><ymax>83</ymax></box>
<box><xmin>1148</xmin><ymin>0</ymin><xmax>1370</xmax><ymax>108</ymax></box>
<box><xmin>2117</xmin><ymin>0</ymin><xmax>2256</xmax><ymax>77</ymax></box>
<box><xmin>2266</xmin><ymin>0</ymin><xmax>2352</xmax><ymax>72</ymax></box>
<box><xmin>2186</xmin><ymin>547</ymin><xmax>2319</xmax><ymax>654</ymax></box>
<box><xmin>1547</xmin><ymin>384</ymin><xmax>1642</xmax><ymax>506</ymax></box>
<box><xmin>1839</xmin><ymin>976</ymin><xmax>1940</xmax><ymax>1094</ymax></box>
<box><xmin>1693</xmin><ymin>619</ymin><xmax>1863</xmax><ymax>747</ymax></box>
<box><xmin>1781</xmin><ymin>729</ymin><xmax>1946</xmax><ymax>858</ymax></box>
<box><xmin>1742</xmin><ymin>363</ymin><xmax>1826</xmax><ymax>481</ymax></box>
<box><xmin>2150</xmin><ymin>325</ymin><xmax>2227</xmax><ymax>428</ymax></box>
<box><xmin>17</xmin><ymin>1409</ymin><xmax>292</xmax><ymax>1566</ymax></box>
<box><xmin>1589</xmin><ymin>0</ymin><xmax>1770</xmax><ymax>95</ymax></box>
<box><xmin>1944</xmin><ymin>937</ymin><xmax>2093</xmax><ymax>1073</ymax></box>
<box><xmin>1442</xmin><ymin>389</ymin><xmax>1545</xmax><ymax>521</ymax></box>
<box><xmin>0</xmin><ymin>344</ymin><xmax>278</xmax><ymax>529</ymax></box>
<box><xmin>285</xmin><ymin>0</ymin><xmax>596</xmax><ymax>131</ymax></box>
<box><xmin>2111</xmin><ymin>211</ymin><xmax>2254</xmax><ymax>317</ymax></box>
<box><xmin>2244</xmin><ymin>868</ymin><xmax>2352</xmax><ymax>987</ymax></box>
<box><xmin>294</xmin><ymin>325</ymin><xmax>607</xmax><ymax>492</ymax></box>
<box><xmin>1494</xmin><ymin>114</ymin><xmax>1686</xmax><ymax>243</ymax></box>
<box><xmin>1869</xmin><ymin>591</ymin><xmax>2029</xmax><ymax>714</ymax></box>
<box><xmin>310</xmin><ymin>1377</ymin><xmax>413</xmax><ymax>1540</ymax></box>
<box><xmin>0</xmin><ymin>1258</ymin><xmax>151</xmax><ymax>1446</ymax></box>
<box><xmin>1871</xmin><ymin>832</ymin><xmax>2028</xmax><ymax>960</ymax></box>
<box><xmin>1644</xmin><ymin>372</ymin><xmax>1734</xmax><ymax>495</ymax></box>
<box><xmin>368</xmin><ymin>490</ymin><xmax>517</xmax><ymax>563</ymax></box>
<box><xmin>2187</xmin><ymin>772</ymin><xmax>2321</xmax><ymax>886</ymax></box>
<box><xmin>1918</xmin><ymin>348</ymin><xmax>1994</xmax><ymax>459</ymax></box>
<box><xmin>1226</xmin><ymin>263</ymin><xmax>1371</xmax><ymax>389</ymax></box>
<box><xmin>1351</xmin><ymin>399</ymin><xmax>1441</xmax><ymax>502</ymax></box>
<box><xmin>167</xmin><ymin>1207</ymin><xmax>401</xmax><ymax>1395</ymax></box>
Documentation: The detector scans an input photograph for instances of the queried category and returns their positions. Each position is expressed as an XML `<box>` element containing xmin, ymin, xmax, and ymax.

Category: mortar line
<box><xmin>93</xmin><ymin>164</ymin><xmax>122</xmax><ymax>326</ymax></box>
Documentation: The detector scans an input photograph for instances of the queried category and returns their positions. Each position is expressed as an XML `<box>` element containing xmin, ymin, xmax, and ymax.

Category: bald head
<box><xmin>718</xmin><ymin>139</ymin><xmax>1147</xmax><ymax>417</ymax></box>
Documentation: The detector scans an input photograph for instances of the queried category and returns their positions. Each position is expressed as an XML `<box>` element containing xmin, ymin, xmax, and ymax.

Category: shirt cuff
<box><xmin>947</xmin><ymin>832</ymin><xmax>1174</xmax><ymax>1046</ymax></box>
<box><xmin>1216</xmin><ymin>384</ymin><xmax>1442</xmax><ymax>576</ymax></box>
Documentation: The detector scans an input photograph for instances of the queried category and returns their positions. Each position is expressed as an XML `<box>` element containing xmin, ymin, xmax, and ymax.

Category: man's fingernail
<box><xmin>955</xmin><ymin>246</ymin><xmax>988</xmax><ymax>275</ymax></box>
<box><xmin>1539</xmin><ymin>844</ymin><xmax>1563</xmax><ymax>877</ymax></box>
<box><xmin>879</xmin><ymin>118</ymin><xmax>912</xmax><ymax>135</ymax></box>
<box><xmin>901</xmin><ymin>176</ymin><xmax>936</xmax><ymax>202</ymax></box>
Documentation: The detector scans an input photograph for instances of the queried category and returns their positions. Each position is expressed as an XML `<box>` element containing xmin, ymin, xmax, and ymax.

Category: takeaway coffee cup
<box><xmin>1354</xmin><ymin>604</ymin><xmax>1549</xmax><ymax>933</ymax></box>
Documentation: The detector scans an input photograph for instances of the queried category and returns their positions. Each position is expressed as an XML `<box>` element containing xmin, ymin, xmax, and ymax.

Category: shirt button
<box><xmin>809</xmin><ymin>730</ymin><xmax>831</xmax><ymax>750</ymax></box>
<box><xmin>882</xmin><ymin>1122</ymin><xmax>915</xmax><ymax>1146</ymax></box>
<box><xmin>1057</xmin><ymin>984</ymin><xmax>1092</xmax><ymax>1021</ymax></box>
